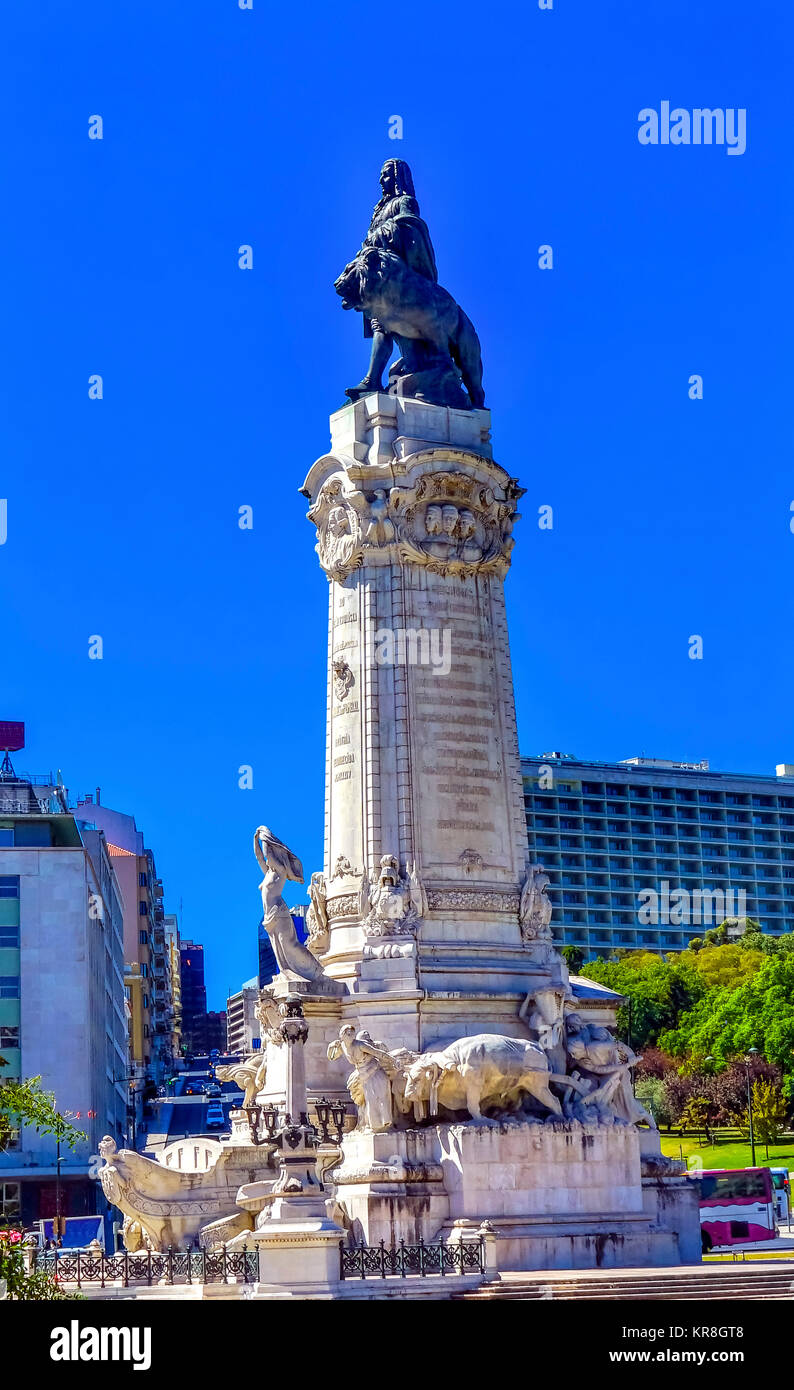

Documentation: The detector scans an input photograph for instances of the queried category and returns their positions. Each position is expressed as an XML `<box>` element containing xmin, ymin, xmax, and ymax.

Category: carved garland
<box><xmin>426</xmin><ymin>889</ymin><xmax>520</xmax><ymax>913</ymax></box>
<box><xmin>326</xmin><ymin>893</ymin><xmax>361</xmax><ymax>920</ymax></box>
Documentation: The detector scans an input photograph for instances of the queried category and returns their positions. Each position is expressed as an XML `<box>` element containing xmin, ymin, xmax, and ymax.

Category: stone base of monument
<box><xmin>250</xmin><ymin>1221</ymin><xmax>346</xmax><ymax>1299</ymax></box>
<box><xmin>223</xmin><ymin>1200</ymin><xmax>346</xmax><ymax>1300</ymax></box>
<box><xmin>331</xmin><ymin>1120</ymin><xmax>701</xmax><ymax>1273</ymax></box>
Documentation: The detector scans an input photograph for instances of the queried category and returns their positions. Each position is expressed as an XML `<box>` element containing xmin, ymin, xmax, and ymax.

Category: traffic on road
<box><xmin>144</xmin><ymin>1052</ymin><xmax>245</xmax><ymax>1146</ymax></box>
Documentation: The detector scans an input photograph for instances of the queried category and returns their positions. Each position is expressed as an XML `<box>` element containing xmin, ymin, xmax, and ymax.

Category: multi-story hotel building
<box><xmin>521</xmin><ymin>753</ymin><xmax>794</xmax><ymax>956</ymax></box>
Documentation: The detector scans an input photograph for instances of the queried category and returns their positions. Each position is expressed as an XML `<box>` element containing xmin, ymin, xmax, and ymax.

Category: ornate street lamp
<box><xmin>314</xmin><ymin>1097</ymin><xmax>349</xmax><ymax>1145</ymax></box>
<box><xmin>244</xmin><ymin>1103</ymin><xmax>280</xmax><ymax>1147</ymax></box>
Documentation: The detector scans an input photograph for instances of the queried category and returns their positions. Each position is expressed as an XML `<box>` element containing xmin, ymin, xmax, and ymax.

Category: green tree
<box><xmin>561</xmin><ymin>945</ymin><xmax>585</xmax><ymax>974</ymax></box>
<box><xmin>751</xmin><ymin>1078</ymin><xmax>789</xmax><ymax>1159</ymax></box>
<box><xmin>580</xmin><ymin>950</ymin><xmax>706</xmax><ymax>1050</ymax></box>
<box><xmin>660</xmin><ymin>953</ymin><xmax>794</xmax><ymax>1088</ymax></box>
<box><xmin>635</xmin><ymin>1076</ymin><xmax>672</xmax><ymax>1129</ymax></box>
<box><xmin>679</xmin><ymin>1095</ymin><xmax>716</xmax><ymax>1146</ymax></box>
<box><xmin>686</xmin><ymin>942</ymin><xmax>762</xmax><ymax>992</ymax></box>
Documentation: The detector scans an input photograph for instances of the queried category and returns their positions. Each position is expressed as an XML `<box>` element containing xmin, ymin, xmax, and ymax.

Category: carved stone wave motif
<box><xmin>306</xmin><ymin>458</ymin><xmax>524</xmax><ymax>582</ymax></box>
<box><xmin>331</xmin><ymin>1160</ymin><xmax>444</xmax><ymax>1186</ymax></box>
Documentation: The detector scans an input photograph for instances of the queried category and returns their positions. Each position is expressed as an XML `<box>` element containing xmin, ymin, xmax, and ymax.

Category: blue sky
<box><xmin>2</xmin><ymin>1</ymin><xmax>791</xmax><ymax>1008</ymax></box>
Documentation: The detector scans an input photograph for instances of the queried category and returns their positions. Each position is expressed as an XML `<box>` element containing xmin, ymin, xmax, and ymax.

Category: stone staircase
<box><xmin>455</xmin><ymin>1262</ymin><xmax>794</xmax><ymax>1300</ymax></box>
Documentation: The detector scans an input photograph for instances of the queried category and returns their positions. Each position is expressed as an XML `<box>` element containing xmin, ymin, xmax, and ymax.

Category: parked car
<box><xmin>205</xmin><ymin>1102</ymin><xmax>225</xmax><ymax>1130</ymax></box>
<box><xmin>205</xmin><ymin>1083</ymin><xmax>221</xmax><ymax>1098</ymax></box>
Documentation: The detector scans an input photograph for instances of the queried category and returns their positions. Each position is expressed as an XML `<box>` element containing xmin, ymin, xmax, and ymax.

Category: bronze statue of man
<box><xmin>346</xmin><ymin>160</ymin><xmax>438</xmax><ymax>400</ymax></box>
<box><xmin>336</xmin><ymin>160</ymin><xmax>485</xmax><ymax>410</ymax></box>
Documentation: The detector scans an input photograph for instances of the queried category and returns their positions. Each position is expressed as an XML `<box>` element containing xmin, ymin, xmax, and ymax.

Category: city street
<box><xmin>143</xmin><ymin>1069</ymin><xmax>244</xmax><ymax>1152</ymax></box>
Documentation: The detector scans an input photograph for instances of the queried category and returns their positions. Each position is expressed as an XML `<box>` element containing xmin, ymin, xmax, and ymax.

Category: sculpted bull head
<box><xmin>405</xmin><ymin>1060</ymin><xmax>447</xmax><ymax>1117</ymax></box>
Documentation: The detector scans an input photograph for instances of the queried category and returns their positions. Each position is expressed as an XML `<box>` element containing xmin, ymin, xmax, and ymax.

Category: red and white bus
<box><xmin>697</xmin><ymin>1167</ymin><xmax>778</xmax><ymax>1252</ymax></box>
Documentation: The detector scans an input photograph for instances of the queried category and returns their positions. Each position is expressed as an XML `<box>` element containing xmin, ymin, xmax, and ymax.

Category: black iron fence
<box><xmin>33</xmin><ymin>1245</ymin><xmax>258</xmax><ymax>1289</ymax></box>
<box><xmin>339</xmin><ymin>1236</ymin><xmax>485</xmax><ymax>1281</ymax></box>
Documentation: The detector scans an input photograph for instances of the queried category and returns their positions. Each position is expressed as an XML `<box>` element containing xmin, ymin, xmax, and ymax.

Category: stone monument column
<box><xmin>303</xmin><ymin>395</ymin><xmax>556</xmax><ymax>1051</ymax></box>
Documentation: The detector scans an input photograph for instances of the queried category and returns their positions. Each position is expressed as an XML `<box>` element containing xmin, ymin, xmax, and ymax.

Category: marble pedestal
<box><xmin>250</xmin><ymin>1229</ymin><xmax>345</xmax><ymax>1299</ymax></box>
<box><xmin>302</xmin><ymin>394</ymin><xmax>558</xmax><ymax>1052</ymax></box>
<box><xmin>331</xmin><ymin>1121</ymin><xmax>699</xmax><ymax>1272</ymax></box>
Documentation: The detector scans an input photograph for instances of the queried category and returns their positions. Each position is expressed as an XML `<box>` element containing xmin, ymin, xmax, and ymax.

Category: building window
<box><xmin>0</xmin><ymin>1025</ymin><xmax>19</xmax><ymax>1048</ymax></box>
<box><xmin>0</xmin><ymin>876</ymin><xmax>19</xmax><ymax>897</ymax></box>
<box><xmin>139</xmin><ymin>929</ymin><xmax>148</xmax><ymax>945</ymax></box>
<box><xmin>143</xmin><ymin>1024</ymin><xmax>149</xmax><ymax>1039</ymax></box>
<box><xmin>13</xmin><ymin>823</ymin><xmax>52</xmax><ymax>847</ymax></box>
<box><xmin>139</xmin><ymin>872</ymin><xmax>147</xmax><ymax>888</ymax></box>
<box><xmin>139</xmin><ymin>901</ymin><xmax>148</xmax><ymax>916</ymax></box>
<box><xmin>0</xmin><ymin>977</ymin><xmax>19</xmax><ymax>999</ymax></box>
<box><xmin>0</xmin><ymin>830</ymin><xmax>13</xmax><ymax>847</ymax></box>
<box><xmin>0</xmin><ymin>1182</ymin><xmax>20</xmax><ymax>1220</ymax></box>
<box><xmin>0</xmin><ymin>922</ymin><xmax>19</xmax><ymax>948</ymax></box>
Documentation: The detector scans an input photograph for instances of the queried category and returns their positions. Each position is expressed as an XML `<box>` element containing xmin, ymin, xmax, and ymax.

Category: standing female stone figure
<box><xmin>327</xmin><ymin>1025</ymin><xmax>396</xmax><ymax>1132</ymax></box>
<box><xmin>254</xmin><ymin>826</ymin><xmax>326</xmax><ymax>983</ymax></box>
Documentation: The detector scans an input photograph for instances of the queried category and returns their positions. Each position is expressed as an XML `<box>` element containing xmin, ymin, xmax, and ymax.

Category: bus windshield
<box><xmin>700</xmin><ymin>1170</ymin><xmax>771</xmax><ymax>1203</ymax></box>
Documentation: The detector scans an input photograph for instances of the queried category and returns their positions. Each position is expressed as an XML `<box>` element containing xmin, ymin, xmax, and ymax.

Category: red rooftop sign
<box><xmin>0</xmin><ymin>722</ymin><xmax>25</xmax><ymax>752</ymax></box>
